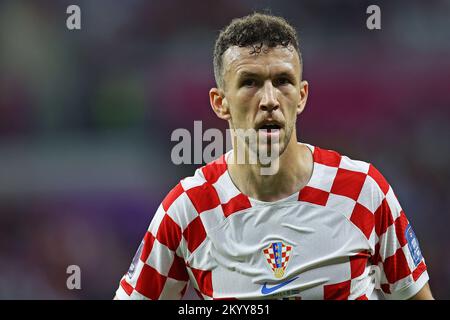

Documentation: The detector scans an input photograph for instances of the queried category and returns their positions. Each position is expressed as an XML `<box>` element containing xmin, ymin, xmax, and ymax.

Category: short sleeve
<box><xmin>369</xmin><ymin>165</ymin><xmax>429</xmax><ymax>300</ymax></box>
<box><xmin>115</xmin><ymin>183</ymin><xmax>190</xmax><ymax>300</ymax></box>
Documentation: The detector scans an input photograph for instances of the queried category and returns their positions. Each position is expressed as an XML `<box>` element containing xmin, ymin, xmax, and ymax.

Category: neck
<box><xmin>227</xmin><ymin>135</ymin><xmax>313</xmax><ymax>202</ymax></box>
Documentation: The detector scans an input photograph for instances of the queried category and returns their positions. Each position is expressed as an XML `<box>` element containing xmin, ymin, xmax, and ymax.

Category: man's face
<box><xmin>218</xmin><ymin>45</ymin><xmax>308</xmax><ymax>158</ymax></box>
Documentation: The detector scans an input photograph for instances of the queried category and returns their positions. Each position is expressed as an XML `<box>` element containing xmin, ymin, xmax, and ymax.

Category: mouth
<box><xmin>256</xmin><ymin>121</ymin><xmax>283</xmax><ymax>132</ymax></box>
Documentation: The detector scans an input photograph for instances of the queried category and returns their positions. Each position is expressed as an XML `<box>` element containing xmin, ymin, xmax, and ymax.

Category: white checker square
<box><xmin>199</xmin><ymin>206</ymin><xmax>226</xmax><ymax>232</ymax></box>
<box><xmin>326</xmin><ymin>193</ymin><xmax>356</xmax><ymax>219</ymax></box>
<box><xmin>146</xmin><ymin>239</ymin><xmax>175</xmax><ymax>277</ymax></box>
<box><xmin>159</xmin><ymin>278</ymin><xmax>188</xmax><ymax>299</ymax></box>
<box><xmin>308</xmin><ymin>163</ymin><xmax>338</xmax><ymax>192</ymax></box>
<box><xmin>213</xmin><ymin>172</ymin><xmax>240</xmax><ymax>204</ymax></box>
<box><xmin>368</xmin><ymin>228</ymin><xmax>377</xmax><ymax>251</ymax></box>
<box><xmin>180</xmin><ymin>170</ymin><xmax>207</xmax><ymax>191</ymax></box>
<box><xmin>166</xmin><ymin>192</ymin><xmax>199</xmax><ymax>230</ymax></box>
<box><xmin>186</xmin><ymin>240</ymin><xmax>215</xmax><ymax>270</ymax></box>
<box><xmin>339</xmin><ymin>156</ymin><xmax>370</xmax><ymax>174</ymax></box>
<box><xmin>357</xmin><ymin>175</ymin><xmax>384</xmax><ymax>213</ymax></box>
<box><xmin>378</xmin><ymin>224</ymin><xmax>402</xmax><ymax>262</ymax></box>
<box><xmin>148</xmin><ymin>205</ymin><xmax>166</xmax><ymax>236</ymax></box>
<box><xmin>385</xmin><ymin>187</ymin><xmax>403</xmax><ymax>220</ymax></box>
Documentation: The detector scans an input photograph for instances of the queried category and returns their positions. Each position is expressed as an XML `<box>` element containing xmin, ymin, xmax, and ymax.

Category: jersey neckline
<box><xmin>223</xmin><ymin>142</ymin><xmax>316</xmax><ymax>206</ymax></box>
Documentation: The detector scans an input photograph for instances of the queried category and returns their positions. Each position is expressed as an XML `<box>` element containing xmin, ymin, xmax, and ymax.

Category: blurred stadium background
<box><xmin>0</xmin><ymin>0</ymin><xmax>449</xmax><ymax>299</ymax></box>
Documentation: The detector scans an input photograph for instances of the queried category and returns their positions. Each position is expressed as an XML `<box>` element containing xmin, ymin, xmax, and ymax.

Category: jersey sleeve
<box><xmin>115</xmin><ymin>183</ymin><xmax>190</xmax><ymax>300</ymax></box>
<box><xmin>369</xmin><ymin>165</ymin><xmax>429</xmax><ymax>300</ymax></box>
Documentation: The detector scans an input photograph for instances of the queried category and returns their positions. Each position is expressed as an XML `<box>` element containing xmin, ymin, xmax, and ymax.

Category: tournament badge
<box><xmin>263</xmin><ymin>241</ymin><xmax>293</xmax><ymax>278</ymax></box>
<box><xmin>127</xmin><ymin>240</ymin><xmax>144</xmax><ymax>279</ymax></box>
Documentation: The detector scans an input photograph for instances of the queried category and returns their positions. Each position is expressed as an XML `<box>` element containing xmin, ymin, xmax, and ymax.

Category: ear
<box><xmin>209</xmin><ymin>87</ymin><xmax>231</xmax><ymax>121</ymax></box>
<box><xmin>297</xmin><ymin>80</ymin><xmax>309</xmax><ymax>115</ymax></box>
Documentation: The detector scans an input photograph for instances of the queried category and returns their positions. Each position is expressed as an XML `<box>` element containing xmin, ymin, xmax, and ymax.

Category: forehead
<box><xmin>222</xmin><ymin>45</ymin><xmax>300</xmax><ymax>79</ymax></box>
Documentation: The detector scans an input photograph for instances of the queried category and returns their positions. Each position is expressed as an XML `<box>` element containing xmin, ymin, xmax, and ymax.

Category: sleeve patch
<box><xmin>405</xmin><ymin>224</ymin><xmax>423</xmax><ymax>267</ymax></box>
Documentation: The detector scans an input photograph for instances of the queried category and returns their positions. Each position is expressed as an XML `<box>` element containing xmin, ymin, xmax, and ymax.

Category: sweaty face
<box><xmin>221</xmin><ymin>45</ymin><xmax>307</xmax><ymax>159</ymax></box>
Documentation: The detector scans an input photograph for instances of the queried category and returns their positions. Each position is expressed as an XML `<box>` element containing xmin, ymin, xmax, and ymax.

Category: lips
<box><xmin>256</xmin><ymin>120</ymin><xmax>283</xmax><ymax>131</ymax></box>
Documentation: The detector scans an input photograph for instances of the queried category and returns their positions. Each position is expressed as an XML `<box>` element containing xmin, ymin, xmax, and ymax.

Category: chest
<box><xmin>187</xmin><ymin>203</ymin><xmax>374</xmax><ymax>299</ymax></box>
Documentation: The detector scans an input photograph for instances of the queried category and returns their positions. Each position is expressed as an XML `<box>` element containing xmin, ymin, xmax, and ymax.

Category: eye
<box><xmin>274</xmin><ymin>77</ymin><xmax>291</xmax><ymax>86</ymax></box>
<box><xmin>241</xmin><ymin>78</ymin><xmax>257</xmax><ymax>87</ymax></box>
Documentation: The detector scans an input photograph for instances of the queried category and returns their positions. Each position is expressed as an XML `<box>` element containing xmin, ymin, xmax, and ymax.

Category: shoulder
<box><xmin>153</xmin><ymin>153</ymin><xmax>250</xmax><ymax>255</ymax></box>
<box><xmin>159</xmin><ymin>153</ymin><xmax>241</xmax><ymax>230</ymax></box>
<box><xmin>309</xmin><ymin>145</ymin><xmax>390</xmax><ymax>197</ymax></box>
<box><xmin>307</xmin><ymin>145</ymin><xmax>398</xmax><ymax>243</ymax></box>
<box><xmin>163</xmin><ymin>153</ymin><xmax>228</xmax><ymax>213</ymax></box>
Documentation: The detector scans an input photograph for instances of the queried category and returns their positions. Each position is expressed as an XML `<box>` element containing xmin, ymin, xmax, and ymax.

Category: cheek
<box><xmin>235</xmin><ymin>88</ymin><xmax>258</xmax><ymax>106</ymax></box>
<box><xmin>230</xmin><ymin>91</ymin><xmax>258</xmax><ymax>116</ymax></box>
<box><xmin>280</xmin><ymin>89</ymin><xmax>301</xmax><ymax>114</ymax></box>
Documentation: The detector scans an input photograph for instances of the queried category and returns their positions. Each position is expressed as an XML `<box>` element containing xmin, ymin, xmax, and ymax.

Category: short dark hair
<box><xmin>213</xmin><ymin>13</ymin><xmax>302</xmax><ymax>88</ymax></box>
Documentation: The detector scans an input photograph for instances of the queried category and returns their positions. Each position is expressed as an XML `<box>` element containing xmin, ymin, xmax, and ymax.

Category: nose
<box><xmin>259</xmin><ymin>81</ymin><xmax>279</xmax><ymax>112</ymax></box>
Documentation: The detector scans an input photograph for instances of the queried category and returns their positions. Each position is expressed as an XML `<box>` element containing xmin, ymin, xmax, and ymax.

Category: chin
<box><xmin>256</xmin><ymin>141</ymin><xmax>284</xmax><ymax>160</ymax></box>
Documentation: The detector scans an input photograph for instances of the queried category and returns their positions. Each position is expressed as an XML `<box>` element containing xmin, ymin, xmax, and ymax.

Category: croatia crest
<box><xmin>263</xmin><ymin>241</ymin><xmax>293</xmax><ymax>278</ymax></box>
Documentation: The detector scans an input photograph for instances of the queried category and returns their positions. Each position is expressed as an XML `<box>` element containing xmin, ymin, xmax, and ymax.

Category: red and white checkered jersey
<box><xmin>116</xmin><ymin>144</ymin><xmax>429</xmax><ymax>300</ymax></box>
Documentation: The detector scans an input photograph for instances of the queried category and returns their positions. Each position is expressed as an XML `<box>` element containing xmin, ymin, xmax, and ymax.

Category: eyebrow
<box><xmin>237</xmin><ymin>71</ymin><xmax>260</xmax><ymax>79</ymax></box>
<box><xmin>237</xmin><ymin>70</ymin><xmax>296</xmax><ymax>80</ymax></box>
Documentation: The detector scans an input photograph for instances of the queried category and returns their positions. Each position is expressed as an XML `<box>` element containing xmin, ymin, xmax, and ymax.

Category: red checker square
<box><xmin>350</xmin><ymin>251</ymin><xmax>370</xmax><ymax>278</ymax></box>
<box><xmin>202</xmin><ymin>156</ymin><xmax>227</xmax><ymax>184</ymax></box>
<box><xmin>183</xmin><ymin>216</ymin><xmax>207</xmax><ymax>253</ymax></box>
<box><xmin>222</xmin><ymin>193</ymin><xmax>252</xmax><ymax>217</ymax></box>
<box><xmin>370</xmin><ymin>243</ymin><xmax>381</xmax><ymax>266</ymax></box>
<box><xmin>350</xmin><ymin>203</ymin><xmax>375</xmax><ymax>239</ymax></box>
<box><xmin>324</xmin><ymin>280</ymin><xmax>351</xmax><ymax>300</ymax></box>
<box><xmin>381</xmin><ymin>284</ymin><xmax>391</xmax><ymax>294</ymax></box>
<box><xmin>186</xmin><ymin>183</ymin><xmax>221</xmax><ymax>214</ymax></box>
<box><xmin>140</xmin><ymin>232</ymin><xmax>156</xmax><ymax>263</ymax></box>
<box><xmin>394</xmin><ymin>211</ymin><xmax>409</xmax><ymax>247</ymax></box>
<box><xmin>356</xmin><ymin>294</ymin><xmax>368</xmax><ymax>300</ymax></box>
<box><xmin>383</xmin><ymin>248</ymin><xmax>411</xmax><ymax>284</ymax></box>
<box><xmin>120</xmin><ymin>278</ymin><xmax>134</xmax><ymax>296</ymax></box>
<box><xmin>374</xmin><ymin>198</ymin><xmax>394</xmax><ymax>237</ymax></box>
<box><xmin>162</xmin><ymin>183</ymin><xmax>184</xmax><ymax>211</ymax></box>
<box><xmin>368</xmin><ymin>164</ymin><xmax>389</xmax><ymax>195</ymax></box>
<box><xmin>190</xmin><ymin>267</ymin><xmax>213</xmax><ymax>298</ymax></box>
<box><xmin>156</xmin><ymin>214</ymin><xmax>182</xmax><ymax>251</ymax></box>
<box><xmin>412</xmin><ymin>261</ymin><xmax>427</xmax><ymax>281</ymax></box>
<box><xmin>135</xmin><ymin>264</ymin><xmax>167</xmax><ymax>300</ymax></box>
<box><xmin>314</xmin><ymin>147</ymin><xmax>342</xmax><ymax>167</ymax></box>
<box><xmin>168</xmin><ymin>254</ymin><xmax>189</xmax><ymax>281</ymax></box>
<box><xmin>298</xmin><ymin>186</ymin><xmax>329</xmax><ymax>206</ymax></box>
<box><xmin>330</xmin><ymin>168</ymin><xmax>367</xmax><ymax>201</ymax></box>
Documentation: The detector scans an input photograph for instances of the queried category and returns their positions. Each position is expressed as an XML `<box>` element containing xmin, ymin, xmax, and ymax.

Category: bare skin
<box><xmin>210</xmin><ymin>45</ymin><xmax>311</xmax><ymax>202</ymax></box>
<box><xmin>410</xmin><ymin>283</ymin><xmax>434</xmax><ymax>300</ymax></box>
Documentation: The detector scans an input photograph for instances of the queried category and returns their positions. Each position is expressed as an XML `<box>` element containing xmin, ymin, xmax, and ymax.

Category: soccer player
<box><xmin>114</xmin><ymin>13</ymin><xmax>433</xmax><ymax>300</ymax></box>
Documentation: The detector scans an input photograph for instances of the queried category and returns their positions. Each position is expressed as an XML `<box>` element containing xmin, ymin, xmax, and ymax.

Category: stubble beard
<box><xmin>231</xmin><ymin>120</ymin><xmax>294</xmax><ymax>165</ymax></box>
